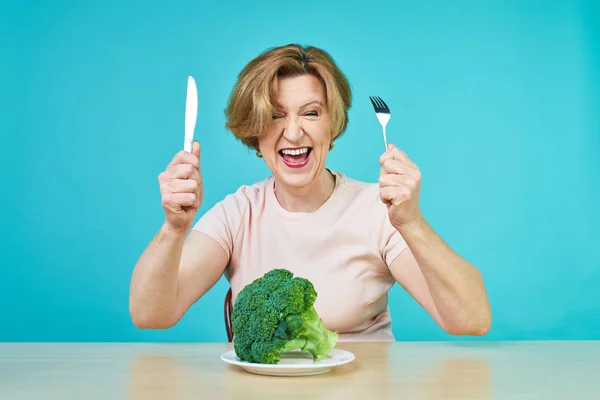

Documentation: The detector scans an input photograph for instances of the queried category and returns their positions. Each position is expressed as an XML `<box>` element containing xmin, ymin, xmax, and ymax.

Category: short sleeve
<box><xmin>381</xmin><ymin>217</ymin><xmax>409</xmax><ymax>266</ymax></box>
<box><xmin>373</xmin><ymin>191</ymin><xmax>409</xmax><ymax>266</ymax></box>
<box><xmin>191</xmin><ymin>189</ymin><xmax>249</xmax><ymax>260</ymax></box>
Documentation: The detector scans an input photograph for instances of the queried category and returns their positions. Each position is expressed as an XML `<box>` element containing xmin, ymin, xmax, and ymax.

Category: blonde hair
<box><xmin>225</xmin><ymin>44</ymin><xmax>352</xmax><ymax>150</ymax></box>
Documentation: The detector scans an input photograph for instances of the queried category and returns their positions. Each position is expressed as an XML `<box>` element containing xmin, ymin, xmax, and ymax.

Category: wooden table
<box><xmin>1</xmin><ymin>341</ymin><xmax>599</xmax><ymax>399</ymax></box>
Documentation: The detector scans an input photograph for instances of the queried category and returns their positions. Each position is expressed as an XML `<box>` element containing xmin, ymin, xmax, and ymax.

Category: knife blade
<box><xmin>184</xmin><ymin>76</ymin><xmax>198</xmax><ymax>152</ymax></box>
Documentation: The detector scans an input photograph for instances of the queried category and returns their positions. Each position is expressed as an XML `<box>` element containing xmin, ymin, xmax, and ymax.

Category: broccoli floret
<box><xmin>231</xmin><ymin>269</ymin><xmax>339</xmax><ymax>364</ymax></box>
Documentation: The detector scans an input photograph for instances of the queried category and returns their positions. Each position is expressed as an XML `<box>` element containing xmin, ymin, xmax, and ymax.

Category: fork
<box><xmin>369</xmin><ymin>96</ymin><xmax>391</xmax><ymax>149</ymax></box>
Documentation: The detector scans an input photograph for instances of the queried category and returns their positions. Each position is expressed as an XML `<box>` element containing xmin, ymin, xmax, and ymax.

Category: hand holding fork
<box><xmin>370</xmin><ymin>95</ymin><xmax>423</xmax><ymax>230</ymax></box>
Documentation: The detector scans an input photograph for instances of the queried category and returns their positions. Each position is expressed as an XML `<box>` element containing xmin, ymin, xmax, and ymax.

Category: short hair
<box><xmin>225</xmin><ymin>44</ymin><xmax>352</xmax><ymax>150</ymax></box>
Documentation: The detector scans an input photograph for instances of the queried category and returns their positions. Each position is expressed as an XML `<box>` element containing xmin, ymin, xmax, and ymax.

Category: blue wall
<box><xmin>1</xmin><ymin>0</ymin><xmax>599</xmax><ymax>342</ymax></box>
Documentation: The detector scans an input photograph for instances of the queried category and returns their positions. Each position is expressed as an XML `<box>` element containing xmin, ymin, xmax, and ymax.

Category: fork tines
<box><xmin>369</xmin><ymin>96</ymin><xmax>390</xmax><ymax>114</ymax></box>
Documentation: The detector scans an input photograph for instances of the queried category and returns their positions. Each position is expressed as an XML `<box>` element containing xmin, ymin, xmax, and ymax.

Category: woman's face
<box><xmin>257</xmin><ymin>74</ymin><xmax>332</xmax><ymax>190</ymax></box>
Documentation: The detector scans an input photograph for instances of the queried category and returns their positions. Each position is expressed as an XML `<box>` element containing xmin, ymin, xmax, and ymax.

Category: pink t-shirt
<box><xmin>192</xmin><ymin>170</ymin><xmax>408</xmax><ymax>341</ymax></box>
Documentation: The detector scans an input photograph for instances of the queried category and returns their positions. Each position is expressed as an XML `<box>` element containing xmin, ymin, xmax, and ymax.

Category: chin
<box><xmin>278</xmin><ymin>172</ymin><xmax>319</xmax><ymax>188</ymax></box>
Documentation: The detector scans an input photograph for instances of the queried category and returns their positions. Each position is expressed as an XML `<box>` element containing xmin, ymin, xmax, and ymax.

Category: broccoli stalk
<box><xmin>231</xmin><ymin>269</ymin><xmax>339</xmax><ymax>364</ymax></box>
<box><xmin>281</xmin><ymin>307</ymin><xmax>338</xmax><ymax>359</ymax></box>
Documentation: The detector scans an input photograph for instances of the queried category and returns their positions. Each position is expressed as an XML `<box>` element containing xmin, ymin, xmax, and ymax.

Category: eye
<box><xmin>304</xmin><ymin>111</ymin><xmax>319</xmax><ymax>118</ymax></box>
<box><xmin>272</xmin><ymin>114</ymin><xmax>282</xmax><ymax>120</ymax></box>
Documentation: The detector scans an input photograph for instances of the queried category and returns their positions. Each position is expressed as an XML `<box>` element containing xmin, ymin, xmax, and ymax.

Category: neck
<box><xmin>274</xmin><ymin>169</ymin><xmax>336</xmax><ymax>212</ymax></box>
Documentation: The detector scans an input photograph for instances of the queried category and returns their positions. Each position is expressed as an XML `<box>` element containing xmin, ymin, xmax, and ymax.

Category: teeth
<box><xmin>281</xmin><ymin>148</ymin><xmax>309</xmax><ymax>156</ymax></box>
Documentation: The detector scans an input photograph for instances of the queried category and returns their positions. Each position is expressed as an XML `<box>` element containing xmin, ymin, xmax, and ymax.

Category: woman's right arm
<box><xmin>129</xmin><ymin>142</ymin><xmax>228</xmax><ymax>329</ymax></box>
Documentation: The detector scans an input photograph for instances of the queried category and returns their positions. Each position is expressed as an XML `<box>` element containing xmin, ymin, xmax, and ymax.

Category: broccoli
<box><xmin>231</xmin><ymin>268</ymin><xmax>339</xmax><ymax>364</ymax></box>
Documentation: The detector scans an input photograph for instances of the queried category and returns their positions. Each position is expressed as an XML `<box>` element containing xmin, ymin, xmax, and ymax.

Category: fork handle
<box><xmin>382</xmin><ymin>126</ymin><xmax>388</xmax><ymax>149</ymax></box>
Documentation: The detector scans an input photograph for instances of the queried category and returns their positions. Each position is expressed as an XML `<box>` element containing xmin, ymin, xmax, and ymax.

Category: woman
<box><xmin>129</xmin><ymin>44</ymin><xmax>491</xmax><ymax>341</ymax></box>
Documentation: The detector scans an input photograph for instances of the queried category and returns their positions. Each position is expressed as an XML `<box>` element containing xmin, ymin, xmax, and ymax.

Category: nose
<box><xmin>283</xmin><ymin>116</ymin><xmax>303</xmax><ymax>143</ymax></box>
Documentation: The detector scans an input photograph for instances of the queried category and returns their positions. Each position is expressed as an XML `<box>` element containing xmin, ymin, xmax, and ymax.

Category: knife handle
<box><xmin>184</xmin><ymin>138</ymin><xmax>193</xmax><ymax>152</ymax></box>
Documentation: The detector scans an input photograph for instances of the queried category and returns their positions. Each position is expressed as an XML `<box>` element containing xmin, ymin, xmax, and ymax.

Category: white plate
<box><xmin>220</xmin><ymin>348</ymin><xmax>355</xmax><ymax>376</ymax></box>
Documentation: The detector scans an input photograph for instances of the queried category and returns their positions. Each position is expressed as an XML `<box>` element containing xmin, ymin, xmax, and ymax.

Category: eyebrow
<box><xmin>300</xmin><ymin>100</ymin><xmax>322</xmax><ymax>108</ymax></box>
<box><xmin>275</xmin><ymin>100</ymin><xmax>323</xmax><ymax>110</ymax></box>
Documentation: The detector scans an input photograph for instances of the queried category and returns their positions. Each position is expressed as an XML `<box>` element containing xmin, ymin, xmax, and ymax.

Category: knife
<box><xmin>184</xmin><ymin>76</ymin><xmax>198</xmax><ymax>152</ymax></box>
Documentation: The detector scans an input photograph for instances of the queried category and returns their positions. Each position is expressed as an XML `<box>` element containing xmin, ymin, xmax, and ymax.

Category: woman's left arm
<box><xmin>379</xmin><ymin>144</ymin><xmax>492</xmax><ymax>336</ymax></box>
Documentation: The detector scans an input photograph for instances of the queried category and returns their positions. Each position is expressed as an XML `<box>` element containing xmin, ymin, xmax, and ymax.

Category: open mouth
<box><xmin>278</xmin><ymin>147</ymin><xmax>312</xmax><ymax>168</ymax></box>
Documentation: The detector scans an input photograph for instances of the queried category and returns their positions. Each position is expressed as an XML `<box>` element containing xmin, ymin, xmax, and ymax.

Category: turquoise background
<box><xmin>1</xmin><ymin>0</ymin><xmax>599</xmax><ymax>342</ymax></box>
